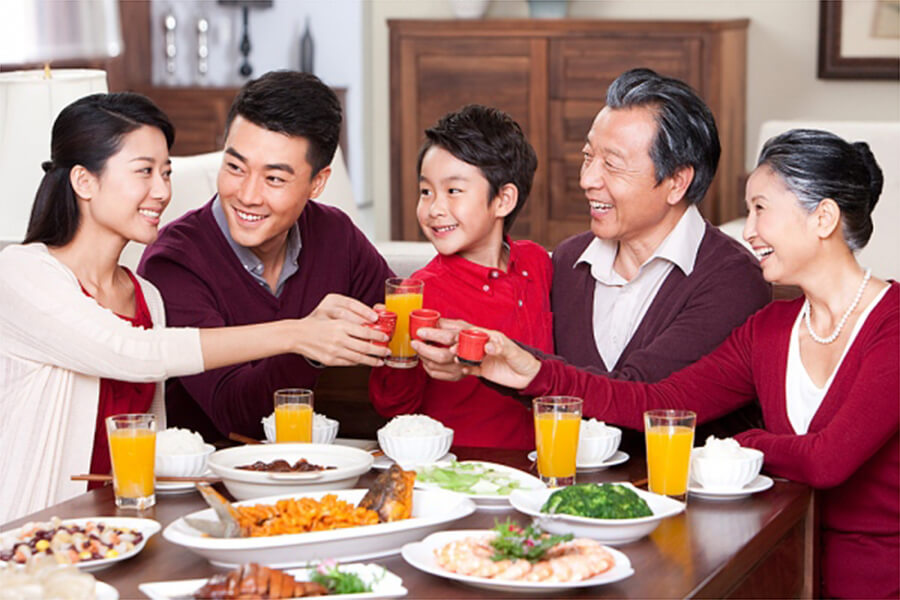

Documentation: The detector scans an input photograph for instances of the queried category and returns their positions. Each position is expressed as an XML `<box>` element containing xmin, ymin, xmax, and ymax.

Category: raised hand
<box><xmin>461</xmin><ymin>329</ymin><xmax>541</xmax><ymax>390</ymax></box>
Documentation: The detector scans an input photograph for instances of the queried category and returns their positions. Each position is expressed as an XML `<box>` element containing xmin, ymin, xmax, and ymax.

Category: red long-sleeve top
<box><xmin>370</xmin><ymin>239</ymin><xmax>554</xmax><ymax>449</ymax></box>
<box><xmin>524</xmin><ymin>283</ymin><xmax>899</xmax><ymax>599</ymax></box>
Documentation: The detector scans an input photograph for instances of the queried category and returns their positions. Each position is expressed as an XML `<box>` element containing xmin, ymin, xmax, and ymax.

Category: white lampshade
<box><xmin>0</xmin><ymin>69</ymin><xmax>108</xmax><ymax>242</ymax></box>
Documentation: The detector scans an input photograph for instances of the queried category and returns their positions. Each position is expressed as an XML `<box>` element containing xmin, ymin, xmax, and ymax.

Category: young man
<box><xmin>416</xmin><ymin>69</ymin><xmax>770</xmax><ymax>439</ymax></box>
<box><xmin>369</xmin><ymin>105</ymin><xmax>553</xmax><ymax>449</ymax></box>
<box><xmin>139</xmin><ymin>71</ymin><xmax>393</xmax><ymax>441</ymax></box>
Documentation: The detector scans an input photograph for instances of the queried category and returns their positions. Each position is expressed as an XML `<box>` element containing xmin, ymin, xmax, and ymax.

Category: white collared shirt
<box><xmin>576</xmin><ymin>204</ymin><xmax>706</xmax><ymax>369</ymax></box>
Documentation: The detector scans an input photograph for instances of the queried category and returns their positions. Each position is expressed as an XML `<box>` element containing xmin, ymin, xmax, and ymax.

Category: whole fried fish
<box><xmin>357</xmin><ymin>464</ymin><xmax>415</xmax><ymax>522</ymax></box>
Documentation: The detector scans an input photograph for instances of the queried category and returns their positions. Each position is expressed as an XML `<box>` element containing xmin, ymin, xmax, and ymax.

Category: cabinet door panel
<box><xmin>549</xmin><ymin>37</ymin><xmax>703</xmax><ymax>100</ymax></box>
<box><xmin>395</xmin><ymin>38</ymin><xmax>543</xmax><ymax>241</ymax></box>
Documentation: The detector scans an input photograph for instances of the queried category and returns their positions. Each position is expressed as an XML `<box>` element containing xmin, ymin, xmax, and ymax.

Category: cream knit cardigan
<box><xmin>0</xmin><ymin>244</ymin><xmax>204</xmax><ymax>524</ymax></box>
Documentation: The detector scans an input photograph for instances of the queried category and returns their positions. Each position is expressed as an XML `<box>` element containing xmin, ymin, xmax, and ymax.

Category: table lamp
<box><xmin>0</xmin><ymin>0</ymin><xmax>121</xmax><ymax>244</ymax></box>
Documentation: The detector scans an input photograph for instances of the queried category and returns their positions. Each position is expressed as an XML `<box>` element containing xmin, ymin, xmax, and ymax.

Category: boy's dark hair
<box><xmin>25</xmin><ymin>92</ymin><xmax>175</xmax><ymax>247</ymax></box>
<box><xmin>417</xmin><ymin>104</ymin><xmax>538</xmax><ymax>234</ymax></box>
<box><xmin>606</xmin><ymin>68</ymin><xmax>720</xmax><ymax>205</ymax></box>
<box><xmin>225</xmin><ymin>70</ymin><xmax>342</xmax><ymax>176</ymax></box>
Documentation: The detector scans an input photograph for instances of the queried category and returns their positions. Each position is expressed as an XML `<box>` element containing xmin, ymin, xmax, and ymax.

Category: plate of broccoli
<box><xmin>509</xmin><ymin>483</ymin><xmax>685</xmax><ymax>544</ymax></box>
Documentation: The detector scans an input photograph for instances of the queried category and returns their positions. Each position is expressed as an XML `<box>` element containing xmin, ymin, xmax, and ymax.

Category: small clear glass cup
<box><xmin>533</xmin><ymin>396</ymin><xmax>583</xmax><ymax>487</ymax></box>
<box><xmin>644</xmin><ymin>409</ymin><xmax>696</xmax><ymax>501</ymax></box>
<box><xmin>274</xmin><ymin>388</ymin><xmax>314</xmax><ymax>443</ymax></box>
<box><xmin>384</xmin><ymin>278</ymin><xmax>424</xmax><ymax>368</ymax></box>
<box><xmin>106</xmin><ymin>413</ymin><xmax>156</xmax><ymax>510</ymax></box>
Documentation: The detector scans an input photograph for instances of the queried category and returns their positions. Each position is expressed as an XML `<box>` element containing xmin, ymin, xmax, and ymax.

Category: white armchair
<box><xmin>120</xmin><ymin>147</ymin><xmax>435</xmax><ymax>277</ymax></box>
<box><xmin>719</xmin><ymin>120</ymin><xmax>900</xmax><ymax>280</ymax></box>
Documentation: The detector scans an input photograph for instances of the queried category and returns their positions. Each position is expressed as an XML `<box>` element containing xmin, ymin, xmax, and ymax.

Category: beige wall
<box><xmin>366</xmin><ymin>0</ymin><xmax>900</xmax><ymax>240</ymax></box>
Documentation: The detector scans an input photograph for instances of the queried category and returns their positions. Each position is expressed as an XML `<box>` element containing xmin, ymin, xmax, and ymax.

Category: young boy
<box><xmin>369</xmin><ymin>105</ymin><xmax>553</xmax><ymax>450</ymax></box>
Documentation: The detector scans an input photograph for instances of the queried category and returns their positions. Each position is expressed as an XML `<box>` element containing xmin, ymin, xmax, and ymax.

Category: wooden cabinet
<box><xmin>389</xmin><ymin>19</ymin><xmax>748</xmax><ymax>246</ymax></box>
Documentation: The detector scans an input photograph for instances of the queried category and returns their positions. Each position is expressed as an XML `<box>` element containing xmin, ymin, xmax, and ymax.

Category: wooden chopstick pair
<box><xmin>71</xmin><ymin>474</ymin><xmax>221</xmax><ymax>483</ymax></box>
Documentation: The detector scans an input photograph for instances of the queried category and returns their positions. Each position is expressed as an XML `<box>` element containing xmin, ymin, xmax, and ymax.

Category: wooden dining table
<box><xmin>1</xmin><ymin>445</ymin><xmax>815</xmax><ymax>599</ymax></box>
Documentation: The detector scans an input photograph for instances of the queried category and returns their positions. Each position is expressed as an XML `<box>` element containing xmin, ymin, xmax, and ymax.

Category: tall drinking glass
<box><xmin>644</xmin><ymin>409</ymin><xmax>696</xmax><ymax>500</ymax></box>
<box><xmin>274</xmin><ymin>388</ymin><xmax>314</xmax><ymax>442</ymax></box>
<box><xmin>106</xmin><ymin>414</ymin><xmax>156</xmax><ymax>509</ymax></box>
<box><xmin>533</xmin><ymin>396</ymin><xmax>582</xmax><ymax>487</ymax></box>
<box><xmin>384</xmin><ymin>278</ymin><xmax>424</xmax><ymax>368</ymax></box>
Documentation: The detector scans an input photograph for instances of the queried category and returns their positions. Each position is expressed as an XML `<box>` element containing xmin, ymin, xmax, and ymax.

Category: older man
<box><xmin>417</xmin><ymin>69</ymin><xmax>769</xmax><ymax>438</ymax></box>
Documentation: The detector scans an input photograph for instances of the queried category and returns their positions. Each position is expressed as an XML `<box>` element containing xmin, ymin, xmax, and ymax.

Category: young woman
<box><xmin>0</xmin><ymin>93</ymin><xmax>388</xmax><ymax>523</ymax></box>
<box><xmin>467</xmin><ymin>129</ymin><xmax>898</xmax><ymax>599</ymax></box>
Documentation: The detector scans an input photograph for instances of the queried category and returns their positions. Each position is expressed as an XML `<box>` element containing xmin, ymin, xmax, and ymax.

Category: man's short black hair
<box><xmin>225</xmin><ymin>70</ymin><xmax>341</xmax><ymax>176</ymax></box>
<box><xmin>417</xmin><ymin>104</ymin><xmax>538</xmax><ymax>234</ymax></box>
<box><xmin>606</xmin><ymin>68</ymin><xmax>720</xmax><ymax>204</ymax></box>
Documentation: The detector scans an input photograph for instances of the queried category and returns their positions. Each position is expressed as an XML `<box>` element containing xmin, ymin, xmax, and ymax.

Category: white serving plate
<box><xmin>401</xmin><ymin>530</ymin><xmax>634</xmax><ymax>594</ymax></box>
<box><xmin>206</xmin><ymin>443</ymin><xmax>374</xmax><ymax>500</ymax></box>
<box><xmin>372</xmin><ymin>452</ymin><xmax>456</xmax><ymax>471</ymax></box>
<box><xmin>509</xmin><ymin>483</ymin><xmax>684</xmax><ymax>545</ymax></box>
<box><xmin>527</xmin><ymin>450</ymin><xmax>630</xmax><ymax>473</ymax></box>
<box><xmin>688</xmin><ymin>474</ymin><xmax>774</xmax><ymax>501</ymax></box>
<box><xmin>139</xmin><ymin>562</ymin><xmax>407</xmax><ymax>599</ymax></box>
<box><xmin>414</xmin><ymin>461</ymin><xmax>545</xmax><ymax>511</ymax></box>
<box><xmin>0</xmin><ymin>517</ymin><xmax>160</xmax><ymax>572</ymax></box>
<box><xmin>163</xmin><ymin>488</ymin><xmax>475</xmax><ymax>568</ymax></box>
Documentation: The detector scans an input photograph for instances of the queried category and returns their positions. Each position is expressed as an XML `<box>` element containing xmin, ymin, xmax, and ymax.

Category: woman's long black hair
<box><xmin>24</xmin><ymin>92</ymin><xmax>175</xmax><ymax>246</ymax></box>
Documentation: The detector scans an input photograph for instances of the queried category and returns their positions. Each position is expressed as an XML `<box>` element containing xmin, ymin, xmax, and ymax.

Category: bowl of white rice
<box><xmin>691</xmin><ymin>436</ymin><xmax>763</xmax><ymax>491</ymax></box>
<box><xmin>261</xmin><ymin>412</ymin><xmax>339</xmax><ymax>444</ymax></box>
<box><xmin>155</xmin><ymin>428</ymin><xmax>215</xmax><ymax>477</ymax></box>
<box><xmin>576</xmin><ymin>419</ymin><xmax>621</xmax><ymax>464</ymax></box>
<box><xmin>377</xmin><ymin>414</ymin><xmax>453</xmax><ymax>467</ymax></box>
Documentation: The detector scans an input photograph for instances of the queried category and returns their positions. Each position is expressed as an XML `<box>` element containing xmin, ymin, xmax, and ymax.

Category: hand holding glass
<box><xmin>384</xmin><ymin>278</ymin><xmax>424</xmax><ymax>368</ymax></box>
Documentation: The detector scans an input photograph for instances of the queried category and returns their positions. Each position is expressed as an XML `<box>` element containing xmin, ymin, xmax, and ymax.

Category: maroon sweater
<box><xmin>524</xmin><ymin>283</ymin><xmax>900</xmax><ymax>599</ymax></box>
<box><xmin>138</xmin><ymin>199</ymin><xmax>393</xmax><ymax>440</ymax></box>
<box><xmin>549</xmin><ymin>224</ymin><xmax>770</xmax><ymax>380</ymax></box>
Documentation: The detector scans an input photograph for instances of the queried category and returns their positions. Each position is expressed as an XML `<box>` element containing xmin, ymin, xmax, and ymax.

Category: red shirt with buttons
<box><xmin>369</xmin><ymin>238</ymin><xmax>553</xmax><ymax>449</ymax></box>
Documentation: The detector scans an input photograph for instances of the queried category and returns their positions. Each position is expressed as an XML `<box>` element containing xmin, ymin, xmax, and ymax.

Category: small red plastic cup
<box><xmin>409</xmin><ymin>308</ymin><xmax>440</xmax><ymax>342</ymax></box>
<box><xmin>366</xmin><ymin>309</ymin><xmax>397</xmax><ymax>347</ymax></box>
<box><xmin>457</xmin><ymin>329</ymin><xmax>490</xmax><ymax>365</ymax></box>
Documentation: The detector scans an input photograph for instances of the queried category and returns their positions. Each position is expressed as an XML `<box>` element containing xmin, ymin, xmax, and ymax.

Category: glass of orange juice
<box><xmin>384</xmin><ymin>277</ymin><xmax>424</xmax><ymax>368</ymax></box>
<box><xmin>274</xmin><ymin>388</ymin><xmax>314</xmax><ymax>442</ymax></box>
<box><xmin>644</xmin><ymin>409</ymin><xmax>696</xmax><ymax>500</ymax></box>
<box><xmin>106</xmin><ymin>414</ymin><xmax>156</xmax><ymax>509</ymax></box>
<box><xmin>533</xmin><ymin>396</ymin><xmax>582</xmax><ymax>487</ymax></box>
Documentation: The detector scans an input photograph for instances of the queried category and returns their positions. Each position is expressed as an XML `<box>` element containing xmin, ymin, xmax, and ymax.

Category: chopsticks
<box><xmin>72</xmin><ymin>474</ymin><xmax>221</xmax><ymax>483</ymax></box>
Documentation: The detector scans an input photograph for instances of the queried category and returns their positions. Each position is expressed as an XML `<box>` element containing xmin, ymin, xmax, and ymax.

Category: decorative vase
<box><xmin>450</xmin><ymin>0</ymin><xmax>490</xmax><ymax>19</ymax></box>
<box><xmin>527</xmin><ymin>0</ymin><xmax>569</xmax><ymax>18</ymax></box>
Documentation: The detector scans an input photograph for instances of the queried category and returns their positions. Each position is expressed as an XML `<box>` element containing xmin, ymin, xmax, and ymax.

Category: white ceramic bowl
<box><xmin>206</xmin><ymin>443</ymin><xmax>373</xmax><ymax>500</ymax></box>
<box><xmin>509</xmin><ymin>483</ymin><xmax>685</xmax><ymax>545</ymax></box>
<box><xmin>155</xmin><ymin>443</ymin><xmax>215</xmax><ymax>478</ymax></box>
<box><xmin>377</xmin><ymin>427</ymin><xmax>453</xmax><ymax>468</ymax></box>
<box><xmin>691</xmin><ymin>447</ymin><xmax>764</xmax><ymax>491</ymax></box>
<box><xmin>576</xmin><ymin>425</ymin><xmax>621</xmax><ymax>464</ymax></box>
<box><xmin>262</xmin><ymin>413</ymin><xmax>340</xmax><ymax>444</ymax></box>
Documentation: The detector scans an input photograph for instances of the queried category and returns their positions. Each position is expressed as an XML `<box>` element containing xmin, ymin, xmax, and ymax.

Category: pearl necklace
<box><xmin>803</xmin><ymin>268</ymin><xmax>872</xmax><ymax>345</ymax></box>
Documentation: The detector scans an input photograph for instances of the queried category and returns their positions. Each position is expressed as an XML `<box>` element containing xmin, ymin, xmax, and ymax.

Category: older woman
<box><xmin>467</xmin><ymin>129</ymin><xmax>898</xmax><ymax>599</ymax></box>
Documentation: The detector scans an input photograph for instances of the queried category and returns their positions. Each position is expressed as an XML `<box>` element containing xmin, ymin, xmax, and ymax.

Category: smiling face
<box><xmin>82</xmin><ymin>125</ymin><xmax>172</xmax><ymax>245</ymax></box>
<box><xmin>416</xmin><ymin>146</ymin><xmax>512</xmax><ymax>266</ymax></box>
<box><xmin>216</xmin><ymin>116</ymin><xmax>330</xmax><ymax>261</ymax></box>
<box><xmin>580</xmin><ymin>106</ymin><xmax>688</xmax><ymax>247</ymax></box>
<box><xmin>743</xmin><ymin>165</ymin><xmax>819</xmax><ymax>284</ymax></box>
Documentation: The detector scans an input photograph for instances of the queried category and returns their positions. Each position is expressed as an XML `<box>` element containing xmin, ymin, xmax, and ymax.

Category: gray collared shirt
<box><xmin>212</xmin><ymin>197</ymin><xmax>302</xmax><ymax>297</ymax></box>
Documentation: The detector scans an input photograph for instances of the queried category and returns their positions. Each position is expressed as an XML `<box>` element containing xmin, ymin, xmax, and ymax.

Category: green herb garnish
<box><xmin>309</xmin><ymin>561</ymin><xmax>374</xmax><ymax>594</ymax></box>
<box><xmin>541</xmin><ymin>483</ymin><xmax>653</xmax><ymax>519</ymax></box>
<box><xmin>488</xmin><ymin>519</ymin><xmax>573</xmax><ymax>563</ymax></box>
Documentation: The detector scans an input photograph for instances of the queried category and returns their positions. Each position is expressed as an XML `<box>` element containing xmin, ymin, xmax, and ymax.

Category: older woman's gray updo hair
<box><xmin>756</xmin><ymin>128</ymin><xmax>883</xmax><ymax>251</ymax></box>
